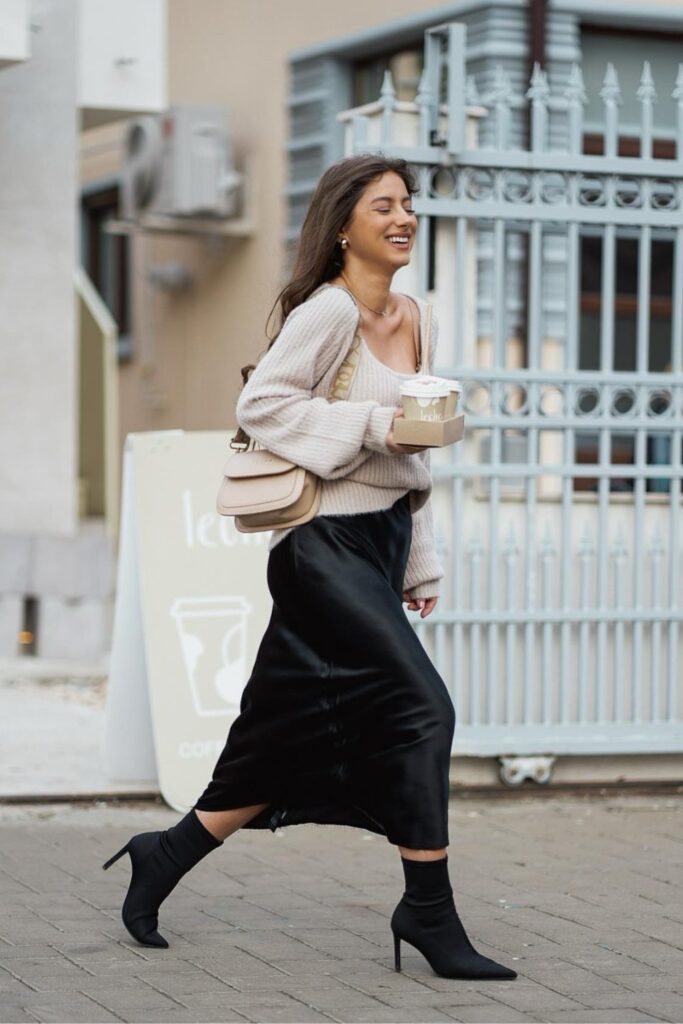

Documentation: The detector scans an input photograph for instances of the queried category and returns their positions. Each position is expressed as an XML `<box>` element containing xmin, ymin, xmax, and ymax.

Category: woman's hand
<box><xmin>385</xmin><ymin>407</ymin><xmax>429</xmax><ymax>455</ymax></box>
<box><xmin>402</xmin><ymin>591</ymin><xmax>438</xmax><ymax>618</ymax></box>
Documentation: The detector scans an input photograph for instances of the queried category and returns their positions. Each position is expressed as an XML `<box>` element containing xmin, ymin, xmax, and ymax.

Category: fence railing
<box><xmin>340</xmin><ymin>22</ymin><xmax>683</xmax><ymax>762</ymax></box>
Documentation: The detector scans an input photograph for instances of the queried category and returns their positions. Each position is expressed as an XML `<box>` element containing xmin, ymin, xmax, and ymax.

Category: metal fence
<box><xmin>344</xmin><ymin>23</ymin><xmax>683</xmax><ymax>764</ymax></box>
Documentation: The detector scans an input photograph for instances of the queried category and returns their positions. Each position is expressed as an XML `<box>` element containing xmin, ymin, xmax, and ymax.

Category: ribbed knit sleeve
<box><xmin>403</xmin><ymin>449</ymin><xmax>446</xmax><ymax>600</ymax></box>
<box><xmin>235</xmin><ymin>288</ymin><xmax>397</xmax><ymax>480</ymax></box>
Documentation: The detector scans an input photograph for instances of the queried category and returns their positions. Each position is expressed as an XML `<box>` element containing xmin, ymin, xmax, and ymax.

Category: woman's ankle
<box><xmin>194</xmin><ymin>803</ymin><xmax>270</xmax><ymax>842</ymax></box>
<box><xmin>398</xmin><ymin>847</ymin><xmax>447</xmax><ymax>861</ymax></box>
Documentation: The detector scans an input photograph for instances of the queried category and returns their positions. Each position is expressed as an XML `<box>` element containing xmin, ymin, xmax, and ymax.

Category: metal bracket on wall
<box><xmin>498</xmin><ymin>755</ymin><xmax>556</xmax><ymax>786</ymax></box>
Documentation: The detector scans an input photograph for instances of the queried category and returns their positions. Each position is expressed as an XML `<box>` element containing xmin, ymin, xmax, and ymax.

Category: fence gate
<box><xmin>342</xmin><ymin>22</ymin><xmax>683</xmax><ymax>764</ymax></box>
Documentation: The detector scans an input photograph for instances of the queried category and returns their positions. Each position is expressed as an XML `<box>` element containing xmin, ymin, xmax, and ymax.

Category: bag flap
<box><xmin>223</xmin><ymin>449</ymin><xmax>296</xmax><ymax>479</ymax></box>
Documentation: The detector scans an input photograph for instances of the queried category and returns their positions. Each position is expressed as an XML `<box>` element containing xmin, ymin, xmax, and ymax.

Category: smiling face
<box><xmin>338</xmin><ymin>171</ymin><xmax>417</xmax><ymax>271</ymax></box>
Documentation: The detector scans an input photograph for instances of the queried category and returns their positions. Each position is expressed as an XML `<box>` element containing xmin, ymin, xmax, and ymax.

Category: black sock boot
<box><xmin>102</xmin><ymin>808</ymin><xmax>223</xmax><ymax>948</ymax></box>
<box><xmin>390</xmin><ymin>855</ymin><xmax>517</xmax><ymax>980</ymax></box>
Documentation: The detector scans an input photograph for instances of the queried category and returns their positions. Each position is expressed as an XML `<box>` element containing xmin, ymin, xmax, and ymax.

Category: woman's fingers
<box><xmin>387</xmin><ymin>408</ymin><xmax>429</xmax><ymax>454</ymax></box>
<box><xmin>402</xmin><ymin>592</ymin><xmax>438</xmax><ymax>618</ymax></box>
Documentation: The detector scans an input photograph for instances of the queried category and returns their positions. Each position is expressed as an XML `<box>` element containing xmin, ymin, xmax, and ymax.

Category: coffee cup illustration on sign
<box><xmin>170</xmin><ymin>596</ymin><xmax>252</xmax><ymax>716</ymax></box>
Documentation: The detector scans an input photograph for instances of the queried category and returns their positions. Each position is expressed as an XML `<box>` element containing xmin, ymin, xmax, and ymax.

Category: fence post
<box><xmin>446</xmin><ymin>22</ymin><xmax>466</xmax><ymax>155</ymax></box>
<box><xmin>423</xmin><ymin>21</ymin><xmax>466</xmax><ymax>155</ymax></box>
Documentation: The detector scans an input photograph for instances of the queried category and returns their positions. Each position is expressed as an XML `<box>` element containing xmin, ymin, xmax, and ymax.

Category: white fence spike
<box><xmin>600</xmin><ymin>62</ymin><xmax>622</xmax><ymax>105</ymax></box>
<box><xmin>465</xmin><ymin>73</ymin><xmax>480</xmax><ymax>106</ymax></box>
<box><xmin>673</xmin><ymin>63</ymin><xmax>683</xmax><ymax>102</ymax></box>
<box><xmin>490</xmin><ymin>64</ymin><xmax>512</xmax><ymax>104</ymax></box>
<box><xmin>637</xmin><ymin>60</ymin><xmax>657</xmax><ymax>104</ymax></box>
<box><xmin>503</xmin><ymin>523</ymin><xmax>519</xmax><ymax>556</ymax></box>
<box><xmin>526</xmin><ymin>61</ymin><xmax>550</xmax><ymax>102</ymax></box>
<box><xmin>380</xmin><ymin>68</ymin><xmax>396</xmax><ymax>103</ymax></box>
<box><xmin>416</xmin><ymin>67</ymin><xmax>431</xmax><ymax>106</ymax></box>
<box><xmin>610</xmin><ymin>527</ymin><xmax>628</xmax><ymax>560</ymax></box>
<box><xmin>540</xmin><ymin>521</ymin><xmax>555</xmax><ymax>555</ymax></box>
<box><xmin>564</xmin><ymin>62</ymin><xmax>587</xmax><ymax>105</ymax></box>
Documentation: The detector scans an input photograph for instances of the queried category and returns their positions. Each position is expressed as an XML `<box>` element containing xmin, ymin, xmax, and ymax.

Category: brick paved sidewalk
<box><xmin>0</xmin><ymin>794</ymin><xmax>681</xmax><ymax>1024</ymax></box>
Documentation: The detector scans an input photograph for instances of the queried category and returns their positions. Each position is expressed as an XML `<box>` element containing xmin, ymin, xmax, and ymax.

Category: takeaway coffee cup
<box><xmin>406</xmin><ymin>375</ymin><xmax>463</xmax><ymax>416</ymax></box>
<box><xmin>442</xmin><ymin>378</ymin><xmax>463</xmax><ymax>416</ymax></box>
<box><xmin>400</xmin><ymin>377</ymin><xmax>450</xmax><ymax>422</ymax></box>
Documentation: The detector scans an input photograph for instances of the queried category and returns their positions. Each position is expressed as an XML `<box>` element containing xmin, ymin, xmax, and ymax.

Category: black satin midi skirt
<box><xmin>193</xmin><ymin>492</ymin><xmax>455</xmax><ymax>849</ymax></box>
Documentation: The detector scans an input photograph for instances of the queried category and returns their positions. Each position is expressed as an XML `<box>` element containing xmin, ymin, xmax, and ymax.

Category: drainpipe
<box><xmin>528</xmin><ymin>0</ymin><xmax>547</xmax><ymax>87</ymax></box>
<box><xmin>526</xmin><ymin>0</ymin><xmax>547</xmax><ymax>152</ymax></box>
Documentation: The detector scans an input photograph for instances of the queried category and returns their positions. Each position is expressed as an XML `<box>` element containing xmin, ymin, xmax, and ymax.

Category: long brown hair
<box><xmin>235</xmin><ymin>153</ymin><xmax>419</xmax><ymax>431</ymax></box>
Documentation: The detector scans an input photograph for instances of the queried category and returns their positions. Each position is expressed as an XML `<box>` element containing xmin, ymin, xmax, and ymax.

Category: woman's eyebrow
<box><xmin>370</xmin><ymin>195</ymin><xmax>412</xmax><ymax>203</ymax></box>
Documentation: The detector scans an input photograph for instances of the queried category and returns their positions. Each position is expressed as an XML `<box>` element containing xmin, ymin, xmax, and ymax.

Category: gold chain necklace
<box><xmin>339</xmin><ymin>278</ymin><xmax>422</xmax><ymax>373</ymax></box>
<box><xmin>340</xmin><ymin>274</ymin><xmax>390</xmax><ymax>317</ymax></box>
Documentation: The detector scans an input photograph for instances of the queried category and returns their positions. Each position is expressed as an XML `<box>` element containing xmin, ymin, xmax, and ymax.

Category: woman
<box><xmin>103</xmin><ymin>154</ymin><xmax>516</xmax><ymax>982</ymax></box>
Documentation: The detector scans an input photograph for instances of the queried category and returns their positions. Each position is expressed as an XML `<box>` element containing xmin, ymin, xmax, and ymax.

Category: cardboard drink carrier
<box><xmin>392</xmin><ymin>305</ymin><xmax>465</xmax><ymax>447</ymax></box>
<box><xmin>392</xmin><ymin>410</ymin><xmax>465</xmax><ymax>447</ymax></box>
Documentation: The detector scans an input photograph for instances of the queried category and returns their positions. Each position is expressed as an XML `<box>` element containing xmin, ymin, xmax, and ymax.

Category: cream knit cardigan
<box><xmin>235</xmin><ymin>283</ymin><xmax>445</xmax><ymax>599</ymax></box>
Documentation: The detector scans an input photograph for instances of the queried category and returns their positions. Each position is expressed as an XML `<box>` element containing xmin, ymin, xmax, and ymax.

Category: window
<box><xmin>80</xmin><ymin>184</ymin><xmax>132</xmax><ymax>361</ymax></box>
<box><xmin>576</xmin><ymin>138</ymin><xmax>675</xmax><ymax>494</ymax></box>
<box><xmin>579</xmin><ymin>232</ymin><xmax>674</xmax><ymax>374</ymax></box>
<box><xmin>352</xmin><ymin>45</ymin><xmax>423</xmax><ymax>106</ymax></box>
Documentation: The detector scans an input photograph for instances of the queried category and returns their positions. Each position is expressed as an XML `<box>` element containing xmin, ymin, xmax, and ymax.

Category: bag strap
<box><xmin>422</xmin><ymin>303</ymin><xmax>433</xmax><ymax>372</ymax></box>
<box><xmin>327</xmin><ymin>328</ymin><xmax>361</xmax><ymax>401</ymax></box>
<box><xmin>313</xmin><ymin>283</ymin><xmax>362</xmax><ymax>402</ymax></box>
<box><xmin>231</xmin><ymin>284</ymin><xmax>361</xmax><ymax>450</ymax></box>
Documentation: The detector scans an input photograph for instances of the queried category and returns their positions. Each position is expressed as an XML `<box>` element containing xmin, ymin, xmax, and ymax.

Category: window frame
<box><xmin>80</xmin><ymin>180</ymin><xmax>133</xmax><ymax>363</ymax></box>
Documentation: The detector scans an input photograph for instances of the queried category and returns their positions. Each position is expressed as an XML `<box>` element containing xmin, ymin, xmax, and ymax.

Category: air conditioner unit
<box><xmin>121</xmin><ymin>105</ymin><xmax>242</xmax><ymax>220</ymax></box>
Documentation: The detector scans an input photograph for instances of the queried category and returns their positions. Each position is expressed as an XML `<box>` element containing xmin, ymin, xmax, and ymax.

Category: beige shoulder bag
<box><xmin>216</xmin><ymin>292</ymin><xmax>363</xmax><ymax>533</ymax></box>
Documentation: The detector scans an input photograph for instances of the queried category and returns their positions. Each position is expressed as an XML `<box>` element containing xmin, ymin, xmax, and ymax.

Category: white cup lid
<box><xmin>400</xmin><ymin>376</ymin><xmax>449</xmax><ymax>398</ymax></box>
<box><xmin>414</xmin><ymin>375</ymin><xmax>463</xmax><ymax>394</ymax></box>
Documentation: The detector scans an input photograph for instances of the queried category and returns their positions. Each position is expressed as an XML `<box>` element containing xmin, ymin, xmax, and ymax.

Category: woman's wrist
<box><xmin>364</xmin><ymin>405</ymin><xmax>398</xmax><ymax>454</ymax></box>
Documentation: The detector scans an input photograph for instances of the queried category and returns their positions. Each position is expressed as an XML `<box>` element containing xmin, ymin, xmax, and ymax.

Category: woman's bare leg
<box><xmin>398</xmin><ymin>846</ymin><xmax>447</xmax><ymax>860</ymax></box>
<box><xmin>195</xmin><ymin>804</ymin><xmax>270</xmax><ymax>842</ymax></box>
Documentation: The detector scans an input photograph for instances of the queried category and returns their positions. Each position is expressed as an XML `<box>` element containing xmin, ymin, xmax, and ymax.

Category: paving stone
<box><xmin>588</xmin><ymin>990</ymin><xmax>683</xmax><ymax>1010</ymax></box>
<box><xmin>0</xmin><ymin>1006</ymin><xmax>38</xmax><ymax>1023</ymax></box>
<box><xmin>440</xmin><ymin>1007</ymin><xmax>534</xmax><ymax>1023</ymax></box>
<box><xmin>134</xmin><ymin>966</ymin><xmax>239</xmax><ymax>998</ymax></box>
<box><xmin>320</xmin><ymin>1008</ymin><xmax>460</xmax><ymax>1023</ymax></box>
<box><xmin>610</xmin><ymin>972</ymin><xmax>682</xmax><ymax>994</ymax></box>
<box><xmin>185</xmin><ymin>990</ymin><xmax>337</xmax><ymax>1021</ymax></box>
<box><xmin>626</xmin><ymin>995</ymin><xmax>683</xmax><ymax>1022</ymax></box>
<box><xmin>468</xmin><ymin>981</ymin><xmax>588</xmax><ymax>1013</ymax></box>
<box><xmin>18</xmin><ymin>992</ymin><xmax>122</xmax><ymax>1022</ymax></box>
<box><xmin>0</xmin><ymin>795</ymin><xmax>682</xmax><ymax>1023</ymax></box>
<box><xmin>515</xmin><ymin>963</ymin><xmax>628</xmax><ymax>998</ymax></box>
<box><xmin>75</xmin><ymin>978</ymin><xmax>183</xmax><ymax>1011</ymax></box>
<box><xmin>536</xmin><ymin>1011</ymin><xmax>663</xmax><ymax>1023</ymax></box>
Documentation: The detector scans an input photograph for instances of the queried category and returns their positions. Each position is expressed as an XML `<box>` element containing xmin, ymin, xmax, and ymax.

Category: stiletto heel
<box><xmin>102</xmin><ymin>843</ymin><xmax>130</xmax><ymax>870</ymax></box>
<box><xmin>101</xmin><ymin>810</ymin><xmax>223</xmax><ymax>949</ymax></box>
<box><xmin>393</xmin><ymin>931</ymin><xmax>401</xmax><ymax>972</ymax></box>
<box><xmin>391</xmin><ymin>855</ymin><xmax>517</xmax><ymax>981</ymax></box>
